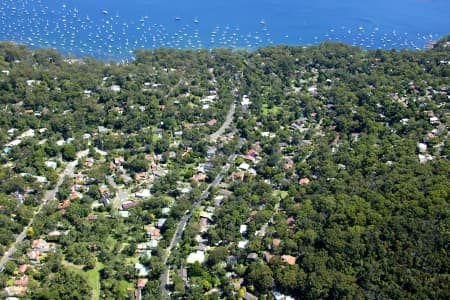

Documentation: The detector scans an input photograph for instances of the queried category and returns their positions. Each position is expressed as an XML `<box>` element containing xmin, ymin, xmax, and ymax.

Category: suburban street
<box><xmin>209</xmin><ymin>103</ymin><xmax>236</xmax><ymax>143</ymax></box>
<box><xmin>106</xmin><ymin>175</ymin><xmax>129</xmax><ymax>210</ymax></box>
<box><xmin>0</xmin><ymin>149</ymin><xmax>88</xmax><ymax>272</ymax></box>
<box><xmin>160</xmin><ymin>151</ymin><xmax>236</xmax><ymax>298</ymax></box>
<box><xmin>160</xmin><ymin>95</ymin><xmax>239</xmax><ymax>298</ymax></box>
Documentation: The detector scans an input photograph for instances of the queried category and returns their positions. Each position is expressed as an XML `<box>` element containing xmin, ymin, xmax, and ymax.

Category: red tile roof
<box><xmin>137</xmin><ymin>278</ymin><xmax>148</xmax><ymax>288</ymax></box>
<box><xmin>192</xmin><ymin>173</ymin><xmax>207</xmax><ymax>182</ymax></box>
<box><xmin>58</xmin><ymin>200</ymin><xmax>70</xmax><ymax>209</ymax></box>
<box><xmin>18</xmin><ymin>264</ymin><xmax>29</xmax><ymax>274</ymax></box>
<box><xmin>14</xmin><ymin>275</ymin><xmax>29</xmax><ymax>287</ymax></box>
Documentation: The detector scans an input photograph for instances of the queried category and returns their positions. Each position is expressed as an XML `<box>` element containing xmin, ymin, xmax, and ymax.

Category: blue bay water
<box><xmin>0</xmin><ymin>0</ymin><xmax>448</xmax><ymax>60</ymax></box>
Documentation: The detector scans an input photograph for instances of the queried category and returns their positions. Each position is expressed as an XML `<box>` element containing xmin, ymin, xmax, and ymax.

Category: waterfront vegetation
<box><xmin>0</xmin><ymin>36</ymin><xmax>449</xmax><ymax>299</ymax></box>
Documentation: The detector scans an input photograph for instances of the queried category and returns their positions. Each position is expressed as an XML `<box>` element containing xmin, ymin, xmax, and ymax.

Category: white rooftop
<box><xmin>136</xmin><ymin>189</ymin><xmax>151</xmax><ymax>198</ymax></box>
<box><xmin>186</xmin><ymin>250</ymin><xmax>205</xmax><ymax>264</ymax></box>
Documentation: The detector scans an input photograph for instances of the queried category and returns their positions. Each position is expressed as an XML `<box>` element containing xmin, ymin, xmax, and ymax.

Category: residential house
<box><xmin>84</xmin><ymin>158</ymin><xmax>94</xmax><ymax>168</ymax></box>
<box><xmin>199</xmin><ymin>217</ymin><xmax>208</xmax><ymax>232</ymax></box>
<box><xmin>217</xmin><ymin>189</ymin><xmax>232</xmax><ymax>198</ymax></box>
<box><xmin>144</xmin><ymin>227</ymin><xmax>161</xmax><ymax>240</ymax></box>
<box><xmin>122</xmin><ymin>201</ymin><xmax>138</xmax><ymax>210</ymax></box>
<box><xmin>231</xmin><ymin>171</ymin><xmax>245</xmax><ymax>181</ymax></box>
<box><xmin>137</xmin><ymin>278</ymin><xmax>148</xmax><ymax>289</ymax></box>
<box><xmin>281</xmin><ymin>255</ymin><xmax>297</xmax><ymax>265</ymax></box>
<box><xmin>136</xmin><ymin>189</ymin><xmax>151</xmax><ymax>198</ymax></box>
<box><xmin>186</xmin><ymin>250</ymin><xmax>205</xmax><ymax>264</ymax></box>
<box><xmin>153</xmin><ymin>169</ymin><xmax>168</xmax><ymax>177</ymax></box>
<box><xmin>135</xmin><ymin>263</ymin><xmax>149</xmax><ymax>277</ymax></box>
<box><xmin>14</xmin><ymin>276</ymin><xmax>29</xmax><ymax>287</ymax></box>
<box><xmin>207</xmin><ymin>119</ymin><xmax>217</xmax><ymax>126</ymax></box>
<box><xmin>238</xmin><ymin>162</ymin><xmax>250</xmax><ymax>171</ymax></box>
<box><xmin>199</xmin><ymin>211</ymin><xmax>213</xmax><ymax>223</ymax></box>
<box><xmin>134</xmin><ymin>172</ymin><xmax>148</xmax><ymax>181</ymax></box>
<box><xmin>241</xmin><ymin>95</ymin><xmax>251</xmax><ymax>106</ymax></box>
<box><xmin>226</xmin><ymin>255</ymin><xmax>238</xmax><ymax>266</ymax></box>
<box><xmin>247</xmin><ymin>253</ymin><xmax>258</xmax><ymax>262</ymax></box>
<box><xmin>192</xmin><ymin>173</ymin><xmax>207</xmax><ymax>182</ymax></box>
<box><xmin>27</xmin><ymin>250</ymin><xmax>40</xmax><ymax>263</ymax></box>
<box><xmin>283</xmin><ymin>158</ymin><xmax>294</xmax><ymax>170</ymax></box>
<box><xmin>118</xmin><ymin>211</ymin><xmax>129</xmax><ymax>218</ymax></box>
<box><xmin>149</xmin><ymin>240</ymin><xmax>158</xmax><ymax>249</ymax></box>
<box><xmin>264</xmin><ymin>251</ymin><xmax>274</xmax><ymax>263</ymax></box>
<box><xmin>110</xmin><ymin>85</ymin><xmax>121</xmax><ymax>92</ymax></box>
<box><xmin>237</xmin><ymin>240</ymin><xmax>249</xmax><ymax>249</ymax></box>
<box><xmin>150</xmin><ymin>228</ymin><xmax>161</xmax><ymax>240</ymax></box>
<box><xmin>274</xmin><ymin>291</ymin><xmax>296</xmax><ymax>300</ymax></box>
<box><xmin>178</xmin><ymin>268</ymin><xmax>189</xmax><ymax>288</ymax></box>
<box><xmin>157</xmin><ymin>218</ymin><xmax>167</xmax><ymax>229</ymax></box>
<box><xmin>45</xmin><ymin>161</ymin><xmax>57</xmax><ymax>170</ymax></box>
<box><xmin>87</xmin><ymin>214</ymin><xmax>98</xmax><ymax>221</ymax></box>
<box><xmin>99</xmin><ymin>185</ymin><xmax>109</xmax><ymax>195</ymax></box>
<box><xmin>18</xmin><ymin>264</ymin><xmax>29</xmax><ymax>274</ymax></box>
<box><xmin>298</xmin><ymin>178</ymin><xmax>310</xmax><ymax>185</ymax></box>
<box><xmin>32</xmin><ymin>239</ymin><xmax>53</xmax><ymax>252</ymax></box>
<box><xmin>178</xmin><ymin>186</ymin><xmax>192</xmax><ymax>194</ymax></box>
<box><xmin>137</xmin><ymin>242</ymin><xmax>152</xmax><ymax>252</ymax></box>
<box><xmin>272</xmin><ymin>238</ymin><xmax>282</xmax><ymax>247</ymax></box>
<box><xmin>4</xmin><ymin>286</ymin><xmax>27</xmax><ymax>297</ymax></box>
<box><xmin>430</xmin><ymin>116</ymin><xmax>439</xmax><ymax>124</ymax></box>
<box><xmin>114</xmin><ymin>157</ymin><xmax>125</xmax><ymax>165</ymax></box>
<box><xmin>240</xmin><ymin>225</ymin><xmax>248</xmax><ymax>235</ymax></box>
<box><xmin>247</xmin><ymin>149</ymin><xmax>258</xmax><ymax>157</ymax></box>
<box><xmin>98</xmin><ymin>126</ymin><xmax>109</xmax><ymax>134</ymax></box>
<box><xmin>206</xmin><ymin>146</ymin><xmax>217</xmax><ymax>158</ymax></box>
<box><xmin>287</xmin><ymin>216</ymin><xmax>296</xmax><ymax>228</ymax></box>
<box><xmin>58</xmin><ymin>200</ymin><xmax>70</xmax><ymax>210</ymax></box>
<box><xmin>48</xmin><ymin>230</ymin><xmax>70</xmax><ymax>237</ymax></box>
<box><xmin>70</xmin><ymin>191</ymin><xmax>82</xmax><ymax>201</ymax></box>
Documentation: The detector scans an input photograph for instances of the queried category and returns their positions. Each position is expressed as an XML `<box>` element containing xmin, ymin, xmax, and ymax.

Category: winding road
<box><xmin>0</xmin><ymin>149</ymin><xmax>88</xmax><ymax>272</ymax></box>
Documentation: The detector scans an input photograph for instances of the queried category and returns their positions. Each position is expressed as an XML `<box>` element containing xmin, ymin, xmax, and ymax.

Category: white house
<box><xmin>186</xmin><ymin>250</ymin><xmax>205</xmax><ymax>264</ymax></box>
<box><xmin>136</xmin><ymin>189</ymin><xmax>151</xmax><ymax>198</ymax></box>
<box><xmin>110</xmin><ymin>85</ymin><xmax>121</xmax><ymax>92</ymax></box>
<box><xmin>238</xmin><ymin>163</ymin><xmax>250</xmax><ymax>171</ymax></box>
<box><xmin>238</xmin><ymin>240</ymin><xmax>249</xmax><ymax>249</ymax></box>
<box><xmin>18</xmin><ymin>129</ymin><xmax>35</xmax><ymax>139</ymax></box>
<box><xmin>241</xmin><ymin>95</ymin><xmax>251</xmax><ymax>106</ymax></box>
<box><xmin>45</xmin><ymin>161</ymin><xmax>57</xmax><ymax>170</ymax></box>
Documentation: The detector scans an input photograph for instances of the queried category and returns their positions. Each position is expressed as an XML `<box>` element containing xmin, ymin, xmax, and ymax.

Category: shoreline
<box><xmin>0</xmin><ymin>38</ymin><xmax>441</xmax><ymax>63</ymax></box>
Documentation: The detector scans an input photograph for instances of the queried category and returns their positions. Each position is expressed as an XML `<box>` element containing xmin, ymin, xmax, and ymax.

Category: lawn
<box><xmin>262</xmin><ymin>103</ymin><xmax>280</xmax><ymax>116</ymax></box>
<box><xmin>274</xmin><ymin>190</ymin><xmax>289</xmax><ymax>199</ymax></box>
<box><xmin>65</xmin><ymin>261</ymin><xmax>104</xmax><ymax>300</ymax></box>
<box><xmin>105</xmin><ymin>235</ymin><xmax>118</xmax><ymax>251</ymax></box>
